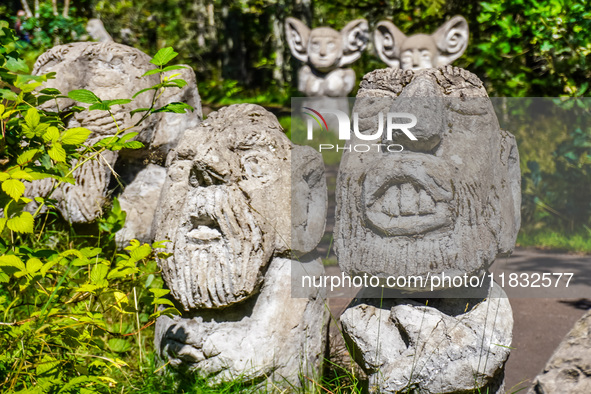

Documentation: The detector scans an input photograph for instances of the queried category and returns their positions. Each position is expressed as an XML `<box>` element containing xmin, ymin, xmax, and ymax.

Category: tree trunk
<box><xmin>34</xmin><ymin>0</ymin><xmax>39</xmax><ymax>18</ymax></box>
<box><xmin>63</xmin><ymin>0</ymin><xmax>70</xmax><ymax>18</ymax></box>
<box><xmin>271</xmin><ymin>12</ymin><xmax>285</xmax><ymax>85</ymax></box>
<box><xmin>51</xmin><ymin>0</ymin><xmax>58</xmax><ymax>16</ymax></box>
<box><xmin>20</xmin><ymin>0</ymin><xmax>33</xmax><ymax>18</ymax></box>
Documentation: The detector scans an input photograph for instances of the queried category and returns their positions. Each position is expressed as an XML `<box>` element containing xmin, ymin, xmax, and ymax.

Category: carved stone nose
<box><xmin>389</xmin><ymin>75</ymin><xmax>444</xmax><ymax>153</ymax></box>
<box><xmin>412</xmin><ymin>50</ymin><xmax>421</xmax><ymax>68</ymax></box>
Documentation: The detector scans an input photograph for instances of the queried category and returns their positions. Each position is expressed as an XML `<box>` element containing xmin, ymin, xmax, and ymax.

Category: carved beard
<box><xmin>335</xmin><ymin>175</ymin><xmax>500</xmax><ymax>284</ymax></box>
<box><xmin>164</xmin><ymin>186</ymin><xmax>272</xmax><ymax>310</ymax></box>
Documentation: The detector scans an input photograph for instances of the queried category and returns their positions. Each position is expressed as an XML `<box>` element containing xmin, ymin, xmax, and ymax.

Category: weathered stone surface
<box><xmin>285</xmin><ymin>17</ymin><xmax>369</xmax><ymax>96</ymax></box>
<box><xmin>155</xmin><ymin>257</ymin><xmax>328</xmax><ymax>388</ymax></box>
<box><xmin>26</xmin><ymin>42</ymin><xmax>201</xmax><ymax>223</ymax></box>
<box><xmin>116</xmin><ymin>164</ymin><xmax>167</xmax><ymax>246</ymax></box>
<box><xmin>529</xmin><ymin>310</ymin><xmax>591</xmax><ymax>394</ymax></box>
<box><xmin>86</xmin><ymin>19</ymin><xmax>113</xmax><ymax>42</ymax></box>
<box><xmin>375</xmin><ymin>16</ymin><xmax>469</xmax><ymax>70</ymax></box>
<box><xmin>341</xmin><ymin>283</ymin><xmax>512</xmax><ymax>393</ymax></box>
<box><xmin>153</xmin><ymin>103</ymin><xmax>327</xmax><ymax>309</ymax></box>
<box><xmin>335</xmin><ymin>67</ymin><xmax>521</xmax><ymax>282</ymax></box>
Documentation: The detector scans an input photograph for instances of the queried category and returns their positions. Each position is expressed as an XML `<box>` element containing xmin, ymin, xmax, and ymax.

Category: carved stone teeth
<box><xmin>419</xmin><ymin>189</ymin><xmax>436</xmax><ymax>214</ymax></box>
<box><xmin>379</xmin><ymin>183</ymin><xmax>437</xmax><ymax>217</ymax></box>
<box><xmin>399</xmin><ymin>183</ymin><xmax>419</xmax><ymax>215</ymax></box>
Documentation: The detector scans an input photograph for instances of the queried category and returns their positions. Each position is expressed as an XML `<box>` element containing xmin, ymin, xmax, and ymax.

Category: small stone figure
<box><xmin>374</xmin><ymin>16</ymin><xmax>469</xmax><ymax>70</ymax></box>
<box><xmin>285</xmin><ymin>17</ymin><xmax>369</xmax><ymax>97</ymax></box>
<box><xmin>153</xmin><ymin>104</ymin><xmax>328</xmax><ymax>388</ymax></box>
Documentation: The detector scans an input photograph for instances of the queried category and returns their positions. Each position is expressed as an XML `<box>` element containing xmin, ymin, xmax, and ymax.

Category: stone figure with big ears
<box><xmin>374</xmin><ymin>15</ymin><xmax>469</xmax><ymax>70</ymax></box>
<box><xmin>285</xmin><ymin>17</ymin><xmax>369</xmax><ymax>97</ymax></box>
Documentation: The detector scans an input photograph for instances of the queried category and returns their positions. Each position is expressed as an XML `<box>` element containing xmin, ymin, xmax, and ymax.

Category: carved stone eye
<box><xmin>241</xmin><ymin>155</ymin><xmax>264</xmax><ymax>179</ymax></box>
<box><xmin>328</xmin><ymin>42</ymin><xmax>335</xmax><ymax>51</ymax></box>
<box><xmin>189</xmin><ymin>164</ymin><xmax>225</xmax><ymax>187</ymax></box>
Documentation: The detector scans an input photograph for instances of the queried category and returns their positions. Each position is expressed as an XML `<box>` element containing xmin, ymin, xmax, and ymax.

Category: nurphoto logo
<box><xmin>303</xmin><ymin>107</ymin><xmax>418</xmax><ymax>152</ymax></box>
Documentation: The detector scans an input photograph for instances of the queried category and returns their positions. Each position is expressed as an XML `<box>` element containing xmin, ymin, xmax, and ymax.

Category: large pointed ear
<box><xmin>432</xmin><ymin>15</ymin><xmax>469</xmax><ymax>66</ymax></box>
<box><xmin>374</xmin><ymin>20</ymin><xmax>407</xmax><ymax>68</ymax></box>
<box><xmin>339</xmin><ymin>19</ymin><xmax>369</xmax><ymax>67</ymax></box>
<box><xmin>285</xmin><ymin>17</ymin><xmax>310</xmax><ymax>63</ymax></box>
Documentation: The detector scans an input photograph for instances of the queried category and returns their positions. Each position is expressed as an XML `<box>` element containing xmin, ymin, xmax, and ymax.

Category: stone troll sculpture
<box><xmin>152</xmin><ymin>104</ymin><xmax>329</xmax><ymax>388</ymax></box>
<box><xmin>335</xmin><ymin>66</ymin><xmax>521</xmax><ymax>393</ymax></box>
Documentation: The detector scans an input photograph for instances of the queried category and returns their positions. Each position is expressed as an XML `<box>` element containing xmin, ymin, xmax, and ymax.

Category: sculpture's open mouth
<box><xmin>186</xmin><ymin>213</ymin><xmax>222</xmax><ymax>244</ymax></box>
<box><xmin>363</xmin><ymin>173</ymin><xmax>453</xmax><ymax>236</ymax></box>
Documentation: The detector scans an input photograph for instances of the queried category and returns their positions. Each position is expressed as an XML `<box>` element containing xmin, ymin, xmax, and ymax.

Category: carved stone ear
<box><xmin>374</xmin><ymin>20</ymin><xmax>407</xmax><ymax>69</ymax></box>
<box><xmin>340</xmin><ymin>19</ymin><xmax>369</xmax><ymax>67</ymax></box>
<box><xmin>497</xmin><ymin>131</ymin><xmax>521</xmax><ymax>256</ymax></box>
<box><xmin>432</xmin><ymin>15</ymin><xmax>469</xmax><ymax>66</ymax></box>
<box><xmin>285</xmin><ymin>17</ymin><xmax>310</xmax><ymax>63</ymax></box>
<box><xmin>291</xmin><ymin>145</ymin><xmax>327</xmax><ymax>256</ymax></box>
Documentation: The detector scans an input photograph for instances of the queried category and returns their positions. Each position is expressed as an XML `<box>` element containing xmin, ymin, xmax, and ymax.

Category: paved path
<box><xmin>324</xmin><ymin>248</ymin><xmax>591</xmax><ymax>392</ymax></box>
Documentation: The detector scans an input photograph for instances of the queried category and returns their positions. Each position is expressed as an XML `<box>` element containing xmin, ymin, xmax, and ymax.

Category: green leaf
<box><xmin>43</xmin><ymin>126</ymin><xmax>60</xmax><ymax>143</ymax></box>
<box><xmin>26</xmin><ymin>258</ymin><xmax>43</xmax><ymax>274</ymax></box>
<box><xmin>130</xmin><ymin>107</ymin><xmax>150</xmax><ymax>115</ymax></box>
<box><xmin>166</xmin><ymin>78</ymin><xmax>188</xmax><ymax>88</ymax></box>
<box><xmin>132</xmin><ymin>87</ymin><xmax>156</xmax><ymax>99</ymax></box>
<box><xmin>6</xmin><ymin>57</ymin><xmax>28</xmax><ymax>73</ymax></box>
<box><xmin>61</xmin><ymin>127</ymin><xmax>91</xmax><ymax>145</ymax></box>
<box><xmin>149</xmin><ymin>288</ymin><xmax>170</xmax><ymax>299</ymax></box>
<box><xmin>123</xmin><ymin>141</ymin><xmax>144</xmax><ymax>149</ymax></box>
<box><xmin>7</xmin><ymin>211</ymin><xmax>34</xmax><ymax>233</ymax></box>
<box><xmin>68</xmin><ymin>89</ymin><xmax>100</xmax><ymax>104</ymax></box>
<box><xmin>102</xmin><ymin>99</ymin><xmax>132</xmax><ymax>106</ymax></box>
<box><xmin>89</xmin><ymin>102</ymin><xmax>110</xmax><ymax>111</ymax></box>
<box><xmin>119</xmin><ymin>132</ymin><xmax>138</xmax><ymax>143</ymax></box>
<box><xmin>145</xmin><ymin>274</ymin><xmax>155</xmax><ymax>288</ymax></box>
<box><xmin>142</xmin><ymin>68</ymin><xmax>162</xmax><ymax>77</ymax></box>
<box><xmin>153</xmin><ymin>102</ymin><xmax>194</xmax><ymax>114</ymax></box>
<box><xmin>40</xmin><ymin>88</ymin><xmax>61</xmax><ymax>95</ymax></box>
<box><xmin>90</xmin><ymin>264</ymin><xmax>109</xmax><ymax>284</ymax></box>
<box><xmin>25</xmin><ymin>108</ymin><xmax>40</xmax><ymax>129</ymax></box>
<box><xmin>0</xmin><ymin>173</ymin><xmax>9</xmax><ymax>182</ymax></box>
<box><xmin>163</xmin><ymin>65</ymin><xmax>188</xmax><ymax>72</ymax></box>
<box><xmin>17</xmin><ymin>149</ymin><xmax>39</xmax><ymax>165</ymax></box>
<box><xmin>35</xmin><ymin>355</ymin><xmax>59</xmax><ymax>376</ymax></box>
<box><xmin>130</xmin><ymin>244</ymin><xmax>151</xmax><ymax>261</ymax></box>
<box><xmin>2</xmin><ymin>178</ymin><xmax>25</xmax><ymax>200</ymax></box>
<box><xmin>150</xmin><ymin>47</ymin><xmax>178</xmax><ymax>66</ymax></box>
<box><xmin>108</xmin><ymin>338</ymin><xmax>132</xmax><ymax>353</ymax></box>
<box><xmin>9</xmin><ymin>169</ymin><xmax>33</xmax><ymax>181</ymax></box>
<box><xmin>0</xmin><ymin>255</ymin><xmax>26</xmax><ymax>271</ymax></box>
<box><xmin>0</xmin><ymin>89</ymin><xmax>18</xmax><ymax>101</ymax></box>
<box><xmin>48</xmin><ymin>143</ymin><xmax>66</xmax><ymax>162</ymax></box>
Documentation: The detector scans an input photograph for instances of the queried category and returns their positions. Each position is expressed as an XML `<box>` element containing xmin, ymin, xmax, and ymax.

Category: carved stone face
<box><xmin>154</xmin><ymin>104</ymin><xmax>296</xmax><ymax>310</ymax></box>
<box><xmin>375</xmin><ymin>16</ymin><xmax>469</xmax><ymax>70</ymax></box>
<box><xmin>399</xmin><ymin>34</ymin><xmax>437</xmax><ymax>70</ymax></box>
<box><xmin>307</xmin><ymin>28</ymin><xmax>343</xmax><ymax>71</ymax></box>
<box><xmin>28</xmin><ymin>42</ymin><xmax>201</xmax><ymax>223</ymax></box>
<box><xmin>285</xmin><ymin>17</ymin><xmax>369</xmax><ymax>74</ymax></box>
<box><xmin>335</xmin><ymin>68</ymin><xmax>521</xmax><ymax>283</ymax></box>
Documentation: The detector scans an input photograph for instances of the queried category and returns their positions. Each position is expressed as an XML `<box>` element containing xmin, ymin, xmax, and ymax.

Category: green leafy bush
<box><xmin>0</xmin><ymin>23</ymin><xmax>195</xmax><ymax>393</ymax></box>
